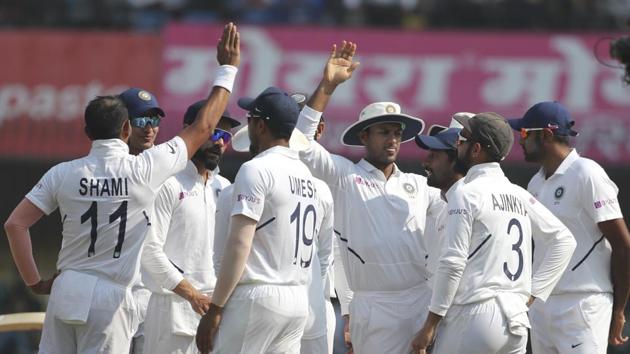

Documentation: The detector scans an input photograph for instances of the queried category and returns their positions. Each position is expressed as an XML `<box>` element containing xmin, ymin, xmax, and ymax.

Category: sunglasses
<box><xmin>211</xmin><ymin>128</ymin><xmax>232</xmax><ymax>143</ymax></box>
<box><xmin>130</xmin><ymin>116</ymin><xmax>162</xmax><ymax>128</ymax></box>
<box><xmin>519</xmin><ymin>127</ymin><xmax>547</xmax><ymax>139</ymax></box>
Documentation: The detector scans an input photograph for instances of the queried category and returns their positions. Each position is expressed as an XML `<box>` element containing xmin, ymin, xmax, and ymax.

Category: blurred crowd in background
<box><xmin>1</xmin><ymin>0</ymin><xmax>629</xmax><ymax>31</ymax></box>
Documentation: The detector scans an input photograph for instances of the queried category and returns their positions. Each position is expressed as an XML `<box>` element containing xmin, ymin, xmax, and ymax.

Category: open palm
<box><xmin>324</xmin><ymin>41</ymin><xmax>360</xmax><ymax>85</ymax></box>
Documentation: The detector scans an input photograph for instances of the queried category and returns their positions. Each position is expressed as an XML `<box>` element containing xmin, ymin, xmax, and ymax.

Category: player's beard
<box><xmin>523</xmin><ymin>135</ymin><xmax>545</xmax><ymax>163</ymax></box>
<box><xmin>455</xmin><ymin>144</ymin><xmax>473</xmax><ymax>174</ymax></box>
<box><xmin>192</xmin><ymin>145</ymin><xmax>222</xmax><ymax>171</ymax></box>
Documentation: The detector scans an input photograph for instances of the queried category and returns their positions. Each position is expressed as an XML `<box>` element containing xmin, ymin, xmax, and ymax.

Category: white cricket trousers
<box><xmin>529</xmin><ymin>292</ymin><xmax>613</xmax><ymax>354</ymax></box>
<box><xmin>300</xmin><ymin>299</ymin><xmax>335</xmax><ymax>354</ymax></box>
<box><xmin>349</xmin><ymin>282</ymin><xmax>431</xmax><ymax>354</ymax></box>
<box><xmin>39</xmin><ymin>270</ymin><xmax>137</xmax><ymax>354</ymax></box>
<box><xmin>142</xmin><ymin>292</ymin><xmax>204</xmax><ymax>354</ymax></box>
<box><xmin>431</xmin><ymin>297</ymin><xmax>527</xmax><ymax>354</ymax></box>
<box><xmin>213</xmin><ymin>284</ymin><xmax>309</xmax><ymax>354</ymax></box>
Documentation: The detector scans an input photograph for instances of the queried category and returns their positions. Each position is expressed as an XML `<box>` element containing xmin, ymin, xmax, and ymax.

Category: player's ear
<box><xmin>121</xmin><ymin>120</ymin><xmax>131</xmax><ymax>141</ymax></box>
<box><xmin>358</xmin><ymin>129</ymin><xmax>368</xmax><ymax>145</ymax></box>
<box><xmin>541</xmin><ymin>128</ymin><xmax>554</xmax><ymax>143</ymax></box>
<box><xmin>315</xmin><ymin>122</ymin><xmax>325</xmax><ymax>140</ymax></box>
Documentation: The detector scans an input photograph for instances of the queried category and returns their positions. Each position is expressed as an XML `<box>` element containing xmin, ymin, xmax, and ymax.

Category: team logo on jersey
<box><xmin>403</xmin><ymin>182</ymin><xmax>416</xmax><ymax>197</ymax></box>
<box><xmin>138</xmin><ymin>90</ymin><xmax>151</xmax><ymax>101</ymax></box>
<box><xmin>554</xmin><ymin>186</ymin><xmax>565</xmax><ymax>199</ymax></box>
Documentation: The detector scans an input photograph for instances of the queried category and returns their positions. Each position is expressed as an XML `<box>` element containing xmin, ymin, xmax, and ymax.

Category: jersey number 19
<box><xmin>290</xmin><ymin>202</ymin><xmax>317</xmax><ymax>268</ymax></box>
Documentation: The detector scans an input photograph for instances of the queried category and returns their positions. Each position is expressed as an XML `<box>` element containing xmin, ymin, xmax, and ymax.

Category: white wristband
<box><xmin>212</xmin><ymin>65</ymin><xmax>238</xmax><ymax>92</ymax></box>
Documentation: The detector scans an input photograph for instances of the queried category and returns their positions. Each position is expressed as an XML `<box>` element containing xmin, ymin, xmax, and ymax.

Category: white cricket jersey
<box><xmin>141</xmin><ymin>161</ymin><xmax>230</xmax><ymax>294</ymax></box>
<box><xmin>304</xmin><ymin>178</ymin><xmax>334</xmax><ymax>339</ymax></box>
<box><xmin>213</xmin><ymin>184</ymin><xmax>234</xmax><ymax>275</ymax></box>
<box><xmin>429</xmin><ymin>163</ymin><xmax>575</xmax><ymax>316</ymax></box>
<box><xmin>528</xmin><ymin>149</ymin><xmax>622</xmax><ymax>294</ymax></box>
<box><xmin>296</xmin><ymin>106</ymin><xmax>445</xmax><ymax>294</ymax></box>
<box><xmin>231</xmin><ymin>146</ymin><xmax>319</xmax><ymax>286</ymax></box>
<box><xmin>26</xmin><ymin>137</ymin><xmax>188</xmax><ymax>286</ymax></box>
<box><xmin>426</xmin><ymin>179</ymin><xmax>463</xmax><ymax>287</ymax></box>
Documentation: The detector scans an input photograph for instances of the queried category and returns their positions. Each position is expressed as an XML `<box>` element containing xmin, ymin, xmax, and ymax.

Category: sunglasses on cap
<box><xmin>519</xmin><ymin>124</ymin><xmax>558</xmax><ymax>140</ymax></box>
<box><xmin>130</xmin><ymin>116</ymin><xmax>162</xmax><ymax>128</ymax></box>
<box><xmin>211</xmin><ymin>128</ymin><xmax>232</xmax><ymax>143</ymax></box>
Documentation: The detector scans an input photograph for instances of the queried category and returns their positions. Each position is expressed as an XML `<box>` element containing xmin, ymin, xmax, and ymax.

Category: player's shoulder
<box><xmin>570</xmin><ymin>156</ymin><xmax>609</xmax><ymax>179</ymax></box>
<box><xmin>215</xmin><ymin>174</ymin><xmax>231</xmax><ymax>188</ymax></box>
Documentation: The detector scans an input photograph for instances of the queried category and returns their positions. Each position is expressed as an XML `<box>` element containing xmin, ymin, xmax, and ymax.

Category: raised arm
<box><xmin>295</xmin><ymin>41</ymin><xmax>360</xmax><ymax>185</ymax></box>
<box><xmin>178</xmin><ymin>23</ymin><xmax>240</xmax><ymax>159</ymax></box>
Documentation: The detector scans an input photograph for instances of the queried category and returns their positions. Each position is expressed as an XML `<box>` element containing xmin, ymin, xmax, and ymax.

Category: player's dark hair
<box><xmin>445</xmin><ymin>149</ymin><xmax>468</xmax><ymax>175</ymax></box>
<box><xmin>84</xmin><ymin>96</ymin><xmax>129</xmax><ymax>140</ymax></box>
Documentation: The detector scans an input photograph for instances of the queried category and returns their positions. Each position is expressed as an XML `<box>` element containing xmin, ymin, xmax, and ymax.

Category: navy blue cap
<box><xmin>238</xmin><ymin>87</ymin><xmax>300</xmax><ymax>137</ymax></box>
<box><xmin>119</xmin><ymin>88</ymin><xmax>165</xmax><ymax>118</ymax></box>
<box><xmin>415</xmin><ymin>126</ymin><xmax>461</xmax><ymax>150</ymax></box>
<box><xmin>182</xmin><ymin>99</ymin><xmax>240</xmax><ymax>128</ymax></box>
<box><xmin>508</xmin><ymin>101</ymin><xmax>578</xmax><ymax>137</ymax></box>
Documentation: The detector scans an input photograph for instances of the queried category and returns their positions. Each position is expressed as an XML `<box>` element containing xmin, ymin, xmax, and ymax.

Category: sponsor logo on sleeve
<box><xmin>354</xmin><ymin>176</ymin><xmax>378</xmax><ymax>189</ymax></box>
<box><xmin>594</xmin><ymin>199</ymin><xmax>617</xmax><ymax>209</ymax></box>
<box><xmin>237</xmin><ymin>194</ymin><xmax>261</xmax><ymax>204</ymax></box>
<box><xmin>448</xmin><ymin>208</ymin><xmax>468</xmax><ymax>215</ymax></box>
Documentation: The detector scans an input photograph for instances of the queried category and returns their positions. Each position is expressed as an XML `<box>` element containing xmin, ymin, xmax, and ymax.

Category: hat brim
<box><xmin>220</xmin><ymin>115</ymin><xmax>241</xmax><ymax>128</ymax></box>
<box><xmin>415</xmin><ymin>135</ymin><xmax>451</xmax><ymax>150</ymax></box>
<box><xmin>454</xmin><ymin>114</ymin><xmax>473</xmax><ymax>133</ymax></box>
<box><xmin>507</xmin><ymin>118</ymin><xmax>524</xmax><ymax>131</ymax></box>
<box><xmin>341</xmin><ymin>114</ymin><xmax>425</xmax><ymax>147</ymax></box>
<box><xmin>427</xmin><ymin>124</ymin><xmax>448</xmax><ymax>136</ymax></box>
<box><xmin>231</xmin><ymin>125</ymin><xmax>310</xmax><ymax>153</ymax></box>
<box><xmin>237</xmin><ymin>97</ymin><xmax>256</xmax><ymax>111</ymax></box>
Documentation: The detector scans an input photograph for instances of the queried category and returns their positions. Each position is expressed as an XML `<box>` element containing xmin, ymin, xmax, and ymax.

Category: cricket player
<box><xmin>414</xmin><ymin>114</ymin><xmax>470</xmax><ymax>281</ymax></box>
<box><xmin>196</xmin><ymin>86</ymin><xmax>322</xmax><ymax>354</ymax></box>
<box><xmin>140</xmin><ymin>100</ymin><xmax>240</xmax><ymax>354</ymax></box>
<box><xmin>3</xmin><ymin>23</ymin><xmax>241</xmax><ymax>354</ymax></box>
<box><xmin>295</xmin><ymin>41</ymin><xmax>445</xmax><ymax>354</ymax></box>
<box><xmin>412</xmin><ymin>112</ymin><xmax>576</xmax><ymax>354</ymax></box>
<box><xmin>121</xmin><ymin>87</ymin><xmax>165</xmax><ymax>156</ymax></box>
<box><xmin>119</xmin><ymin>86</ymin><xmax>164</xmax><ymax>354</ymax></box>
<box><xmin>290</xmin><ymin>93</ymin><xmax>336</xmax><ymax>354</ymax></box>
<box><xmin>509</xmin><ymin>101</ymin><xmax>630</xmax><ymax>353</ymax></box>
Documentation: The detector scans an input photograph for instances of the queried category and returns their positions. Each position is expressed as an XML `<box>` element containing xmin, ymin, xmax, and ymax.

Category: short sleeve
<box><xmin>581</xmin><ymin>165</ymin><xmax>623</xmax><ymax>223</ymax></box>
<box><xmin>25</xmin><ymin>164</ymin><xmax>64</xmax><ymax>215</ymax></box>
<box><xmin>231</xmin><ymin>161</ymin><xmax>271</xmax><ymax>222</ymax></box>
<box><xmin>136</xmin><ymin>136</ymin><xmax>188</xmax><ymax>192</ymax></box>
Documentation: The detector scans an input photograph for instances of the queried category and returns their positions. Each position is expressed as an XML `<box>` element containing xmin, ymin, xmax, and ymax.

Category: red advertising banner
<box><xmin>161</xmin><ymin>24</ymin><xmax>630</xmax><ymax>163</ymax></box>
<box><xmin>0</xmin><ymin>31</ymin><xmax>161</xmax><ymax>159</ymax></box>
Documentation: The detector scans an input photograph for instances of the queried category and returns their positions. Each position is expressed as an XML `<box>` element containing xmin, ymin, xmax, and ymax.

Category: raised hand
<box><xmin>217</xmin><ymin>22</ymin><xmax>240</xmax><ymax>67</ymax></box>
<box><xmin>323</xmin><ymin>40</ymin><xmax>360</xmax><ymax>86</ymax></box>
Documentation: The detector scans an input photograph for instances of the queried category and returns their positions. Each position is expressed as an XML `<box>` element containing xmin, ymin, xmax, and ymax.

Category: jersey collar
<box><xmin>464</xmin><ymin>162</ymin><xmax>504</xmax><ymax>183</ymax></box>
<box><xmin>89</xmin><ymin>138</ymin><xmax>130</xmax><ymax>156</ymax></box>
<box><xmin>538</xmin><ymin>148</ymin><xmax>579</xmax><ymax>179</ymax></box>
<box><xmin>357</xmin><ymin>159</ymin><xmax>401</xmax><ymax>181</ymax></box>
<box><xmin>256</xmin><ymin>145</ymin><xmax>298</xmax><ymax>160</ymax></box>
